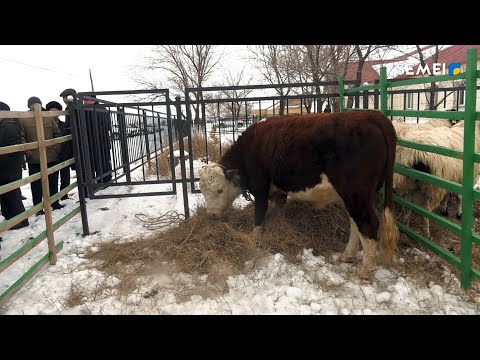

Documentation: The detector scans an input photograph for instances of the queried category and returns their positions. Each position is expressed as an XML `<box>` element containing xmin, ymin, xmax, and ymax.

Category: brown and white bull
<box><xmin>199</xmin><ymin>110</ymin><xmax>399</xmax><ymax>279</ymax></box>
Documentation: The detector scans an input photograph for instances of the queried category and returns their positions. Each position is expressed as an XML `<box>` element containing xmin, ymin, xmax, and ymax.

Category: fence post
<box><xmin>380</xmin><ymin>67</ymin><xmax>388</xmax><ymax>115</ymax></box>
<box><xmin>175</xmin><ymin>96</ymin><xmax>190</xmax><ymax>219</ymax></box>
<box><xmin>34</xmin><ymin>104</ymin><xmax>56</xmax><ymax>264</ymax></box>
<box><xmin>68</xmin><ymin>99</ymin><xmax>90</xmax><ymax>236</ymax></box>
<box><xmin>142</xmin><ymin>109</ymin><xmax>151</xmax><ymax>160</ymax></box>
<box><xmin>338</xmin><ymin>76</ymin><xmax>345</xmax><ymax>112</ymax></box>
<box><xmin>354</xmin><ymin>80</ymin><xmax>360</xmax><ymax>109</ymax></box>
<box><xmin>460</xmin><ymin>48</ymin><xmax>477</xmax><ymax>289</ymax></box>
<box><xmin>373</xmin><ymin>80</ymin><xmax>380</xmax><ymax>109</ymax></box>
<box><xmin>117</xmin><ymin>107</ymin><xmax>131</xmax><ymax>183</ymax></box>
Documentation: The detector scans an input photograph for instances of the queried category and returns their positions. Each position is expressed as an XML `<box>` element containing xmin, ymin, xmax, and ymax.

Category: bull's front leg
<box><xmin>252</xmin><ymin>191</ymin><xmax>269</xmax><ymax>237</ymax></box>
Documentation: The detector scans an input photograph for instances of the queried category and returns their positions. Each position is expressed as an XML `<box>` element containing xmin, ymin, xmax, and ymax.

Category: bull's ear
<box><xmin>225</xmin><ymin>169</ymin><xmax>240</xmax><ymax>185</ymax></box>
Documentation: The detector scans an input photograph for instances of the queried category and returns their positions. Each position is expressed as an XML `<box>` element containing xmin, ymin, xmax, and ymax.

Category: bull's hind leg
<box><xmin>339</xmin><ymin>217</ymin><xmax>360</xmax><ymax>263</ymax></box>
<box><xmin>343</xmin><ymin>197</ymin><xmax>379</xmax><ymax>280</ymax></box>
<box><xmin>268</xmin><ymin>189</ymin><xmax>287</xmax><ymax>219</ymax></box>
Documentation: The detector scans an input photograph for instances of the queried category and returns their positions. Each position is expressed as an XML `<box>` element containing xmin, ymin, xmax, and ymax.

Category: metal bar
<box><xmin>460</xmin><ymin>48</ymin><xmax>477</xmax><ymax>289</ymax></box>
<box><xmin>394</xmin><ymin>163</ymin><xmax>462</xmax><ymax>195</ymax></box>
<box><xmin>175</xmin><ymin>96</ymin><xmax>190</xmax><ymax>219</ymax></box>
<box><xmin>186</xmin><ymin>81</ymin><xmax>356</xmax><ymax>92</ymax></box>
<box><xmin>142</xmin><ymin>110</ymin><xmax>151</xmax><ymax>160</ymax></box>
<box><xmin>93</xmin><ymin>191</ymin><xmax>176</xmax><ymax>199</ymax></box>
<box><xmin>344</xmin><ymin>83</ymin><xmax>380</xmax><ymax>93</ymax></box>
<box><xmin>397</xmin><ymin>222</ymin><xmax>461</xmax><ymax>269</ymax></box>
<box><xmin>166</xmin><ymin>96</ymin><xmax>177</xmax><ymax>194</ymax></box>
<box><xmin>187</xmin><ymin>92</ymin><xmax>196</xmax><ymax>193</ymax></box>
<box><xmin>417</xmin><ymin>92</ymin><xmax>420</xmax><ymax>123</ymax></box>
<box><xmin>338</xmin><ymin>76</ymin><xmax>344</xmax><ymax>112</ymax></box>
<box><xmin>68</xmin><ymin>99</ymin><xmax>89</xmax><ymax>236</ymax></box>
<box><xmin>389</xmin><ymin>73</ymin><xmax>466</xmax><ymax>88</ymax></box>
<box><xmin>393</xmin><ymin>194</ymin><xmax>461</xmax><ymax>235</ymax></box>
<box><xmin>396</xmin><ymin>139</ymin><xmax>464</xmax><ymax>160</ymax></box>
<box><xmin>387</xmin><ymin>109</ymin><xmax>466</xmax><ymax>120</ymax></box>
<box><xmin>380</xmin><ymin>67</ymin><xmax>388</xmax><ymax>114</ymax></box>
<box><xmin>217</xmin><ymin>102</ymin><xmax>222</xmax><ymax>156</ymax></box>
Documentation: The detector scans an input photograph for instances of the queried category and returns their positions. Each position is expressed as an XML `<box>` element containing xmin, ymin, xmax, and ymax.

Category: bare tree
<box><xmin>415</xmin><ymin>45</ymin><xmax>449</xmax><ymax>110</ymax></box>
<box><xmin>217</xmin><ymin>68</ymin><xmax>255</xmax><ymax>126</ymax></box>
<box><xmin>132</xmin><ymin>45</ymin><xmax>224</xmax><ymax>123</ymax></box>
<box><xmin>248</xmin><ymin>45</ymin><xmax>295</xmax><ymax>115</ymax></box>
<box><xmin>322</xmin><ymin>45</ymin><xmax>356</xmax><ymax>112</ymax></box>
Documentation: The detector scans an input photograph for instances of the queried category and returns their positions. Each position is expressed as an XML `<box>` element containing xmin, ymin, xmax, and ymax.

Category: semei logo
<box><xmin>448</xmin><ymin>62</ymin><xmax>461</xmax><ymax>75</ymax></box>
<box><xmin>394</xmin><ymin>62</ymin><xmax>461</xmax><ymax>76</ymax></box>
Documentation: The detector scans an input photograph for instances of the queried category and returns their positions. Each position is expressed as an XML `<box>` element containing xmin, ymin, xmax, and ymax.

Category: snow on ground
<box><xmin>1</xmin><ymin>160</ymin><xmax>480</xmax><ymax>315</ymax></box>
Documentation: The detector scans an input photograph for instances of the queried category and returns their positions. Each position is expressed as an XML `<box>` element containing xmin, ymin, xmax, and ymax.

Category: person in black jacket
<box><xmin>0</xmin><ymin>101</ymin><xmax>29</xmax><ymax>235</ymax></box>
<box><xmin>83</xmin><ymin>95</ymin><xmax>112</xmax><ymax>184</ymax></box>
<box><xmin>46</xmin><ymin>101</ymin><xmax>70</xmax><ymax>200</ymax></box>
<box><xmin>59</xmin><ymin>89</ymin><xmax>76</xmax><ymax>171</ymax></box>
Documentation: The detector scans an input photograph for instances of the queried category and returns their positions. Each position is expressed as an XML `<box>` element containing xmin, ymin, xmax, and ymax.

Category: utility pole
<box><xmin>89</xmin><ymin>69</ymin><xmax>95</xmax><ymax>92</ymax></box>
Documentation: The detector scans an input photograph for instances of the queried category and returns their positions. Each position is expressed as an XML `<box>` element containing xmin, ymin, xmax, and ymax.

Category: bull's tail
<box><xmin>378</xmin><ymin>123</ymin><xmax>399</xmax><ymax>264</ymax></box>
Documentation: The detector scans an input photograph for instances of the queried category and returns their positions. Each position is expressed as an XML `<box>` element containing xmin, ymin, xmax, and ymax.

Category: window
<box><xmin>405</xmin><ymin>93</ymin><xmax>414</xmax><ymax>109</ymax></box>
<box><xmin>458</xmin><ymin>89</ymin><xmax>466</xmax><ymax>106</ymax></box>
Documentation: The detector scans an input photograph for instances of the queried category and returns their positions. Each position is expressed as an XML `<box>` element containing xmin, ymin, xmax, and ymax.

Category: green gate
<box><xmin>339</xmin><ymin>48</ymin><xmax>480</xmax><ymax>289</ymax></box>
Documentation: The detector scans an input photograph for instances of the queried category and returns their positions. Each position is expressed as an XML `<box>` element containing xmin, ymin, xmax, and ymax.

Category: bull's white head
<box><xmin>199</xmin><ymin>163</ymin><xmax>242</xmax><ymax>218</ymax></box>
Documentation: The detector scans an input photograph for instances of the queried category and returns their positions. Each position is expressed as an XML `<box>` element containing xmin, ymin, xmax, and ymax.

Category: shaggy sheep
<box><xmin>393</xmin><ymin>121</ymin><xmax>480</xmax><ymax>237</ymax></box>
<box><xmin>392</xmin><ymin>118</ymin><xmax>452</xmax><ymax>139</ymax></box>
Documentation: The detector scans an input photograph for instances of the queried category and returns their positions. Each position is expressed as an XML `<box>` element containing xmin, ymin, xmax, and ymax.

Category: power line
<box><xmin>0</xmin><ymin>57</ymin><xmax>79</xmax><ymax>77</ymax></box>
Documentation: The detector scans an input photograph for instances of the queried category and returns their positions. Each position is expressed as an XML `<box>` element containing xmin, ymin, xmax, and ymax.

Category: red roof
<box><xmin>396</xmin><ymin>45</ymin><xmax>480</xmax><ymax>79</ymax></box>
<box><xmin>344</xmin><ymin>62</ymin><xmax>379</xmax><ymax>83</ymax></box>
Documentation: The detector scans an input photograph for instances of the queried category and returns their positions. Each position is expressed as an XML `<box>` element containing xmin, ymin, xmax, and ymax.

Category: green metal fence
<box><xmin>339</xmin><ymin>48</ymin><xmax>480</xmax><ymax>289</ymax></box>
<box><xmin>0</xmin><ymin>105</ymin><xmax>83</xmax><ymax>306</ymax></box>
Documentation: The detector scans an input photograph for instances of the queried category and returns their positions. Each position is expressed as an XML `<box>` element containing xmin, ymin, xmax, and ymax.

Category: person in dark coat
<box><xmin>83</xmin><ymin>95</ymin><xmax>112</xmax><ymax>184</ymax></box>
<box><xmin>46</xmin><ymin>101</ymin><xmax>70</xmax><ymax>200</ymax></box>
<box><xmin>0</xmin><ymin>101</ymin><xmax>29</xmax><ymax>234</ymax></box>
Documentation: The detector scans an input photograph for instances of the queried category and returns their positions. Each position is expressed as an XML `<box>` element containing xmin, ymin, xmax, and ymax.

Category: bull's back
<box><xmin>239</xmin><ymin>111</ymin><xmax>392</xmax><ymax>193</ymax></box>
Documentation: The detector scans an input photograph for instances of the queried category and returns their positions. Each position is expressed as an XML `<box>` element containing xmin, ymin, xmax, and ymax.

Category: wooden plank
<box><xmin>0</xmin><ymin>110</ymin><xmax>68</xmax><ymax>119</ymax></box>
<box><xmin>0</xmin><ymin>202</ymin><xmax>43</xmax><ymax>233</ymax></box>
<box><xmin>0</xmin><ymin>159</ymin><xmax>74</xmax><ymax>196</ymax></box>
<box><xmin>0</xmin><ymin>141</ymin><xmax>38</xmax><ymax>156</ymax></box>
<box><xmin>0</xmin><ymin>136</ymin><xmax>71</xmax><ymax>156</ymax></box>
<box><xmin>0</xmin><ymin>205</ymin><xmax>79</xmax><ymax>274</ymax></box>
<box><xmin>0</xmin><ymin>241</ymin><xmax>63</xmax><ymax>307</ymax></box>
<box><xmin>34</xmin><ymin>104</ymin><xmax>56</xmax><ymax>265</ymax></box>
<box><xmin>0</xmin><ymin>220</ymin><xmax>46</xmax><ymax>273</ymax></box>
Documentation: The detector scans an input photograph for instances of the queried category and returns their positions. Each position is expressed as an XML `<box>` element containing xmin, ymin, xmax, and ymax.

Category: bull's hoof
<box><xmin>250</xmin><ymin>226</ymin><xmax>264</xmax><ymax>238</ymax></box>
<box><xmin>456</xmin><ymin>213</ymin><xmax>462</xmax><ymax>220</ymax></box>
<box><xmin>356</xmin><ymin>266</ymin><xmax>375</xmax><ymax>280</ymax></box>
<box><xmin>339</xmin><ymin>253</ymin><xmax>356</xmax><ymax>263</ymax></box>
<box><xmin>440</xmin><ymin>209</ymin><xmax>449</xmax><ymax>216</ymax></box>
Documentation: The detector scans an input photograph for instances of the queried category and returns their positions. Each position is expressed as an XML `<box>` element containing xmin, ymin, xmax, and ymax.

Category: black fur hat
<box><xmin>46</xmin><ymin>101</ymin><xmax>63</xmax><ymax>111</ymax></box>
<box><xmin>0</xmin><ymin>101</ymin><xmax>10</xmax><ymax>111</ymax></box>
<box><xmin>60</xmin><ymin>88</ymin><xmax>77</xmax><ymax>97</ymax></box>
<box><xmin>27</xmin><ymin>96</ymin><xmax>42</xmax><ymax>108</ymax></box>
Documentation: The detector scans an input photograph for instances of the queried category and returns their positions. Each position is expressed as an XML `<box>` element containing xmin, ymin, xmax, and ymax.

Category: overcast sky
<box><xmin>0</xmin><ymin>45</ymin><xmax>253</xmax><ymax>111</ymax></box>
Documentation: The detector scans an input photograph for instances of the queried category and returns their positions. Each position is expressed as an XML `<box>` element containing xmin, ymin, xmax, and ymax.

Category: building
<box><xmin>389</xmin><ymin>45</ymin><xmax>480</xmax><ymax>113</ymax></box>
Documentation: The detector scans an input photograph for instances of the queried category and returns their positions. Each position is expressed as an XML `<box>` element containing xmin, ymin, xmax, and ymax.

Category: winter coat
<box><xmin>0</xmin><ymin>117</ymin><xmax>25</xmax><ymax>170</ymax></box>
<box><xmin>21</xmin><ymin>114</ymin><xmax>62</xmax><ymax>163</ymax></box>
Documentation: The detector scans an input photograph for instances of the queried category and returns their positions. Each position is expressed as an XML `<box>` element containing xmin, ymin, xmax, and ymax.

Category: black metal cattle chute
<box><xmin>67</xmin><ymin>89</ymin><xmax>190</xmax><ymax>235</ymax></box>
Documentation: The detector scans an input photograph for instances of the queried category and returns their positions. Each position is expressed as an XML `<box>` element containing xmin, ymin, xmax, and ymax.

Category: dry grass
<box><xmin>75</xmin><ymin>193</ymin><xmax>480</xmax><ymax>304</ymax></box>
<box><xmin>64</xmin><ymin>283</ymin><xmax>86</xmax><ymax>308</ymax></box>
<box><xmin>83</xmin><ymin>201</ymin><xmax>350</xmax><ymax>297</ymax></box>
<box><xmin>147</xmin><ymin>133</ymin><xmax>227</xmax><ymax>177</ymax></box>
